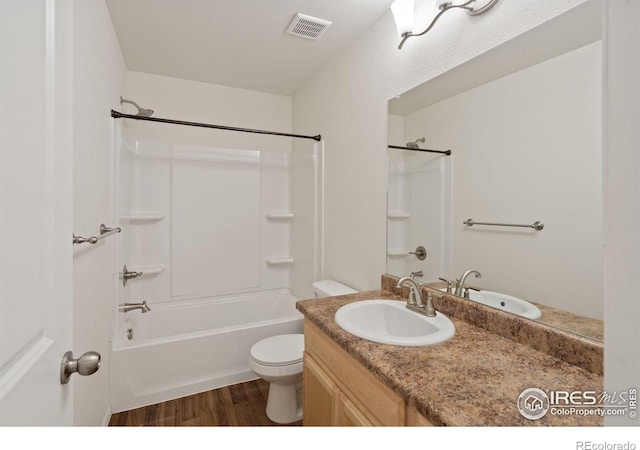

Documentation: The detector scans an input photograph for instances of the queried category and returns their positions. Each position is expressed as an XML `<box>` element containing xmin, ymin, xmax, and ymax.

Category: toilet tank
<box><xmin>312</xmin><ymin>280</ymin><xmax>358</xmax><ymax>298</ymax></box>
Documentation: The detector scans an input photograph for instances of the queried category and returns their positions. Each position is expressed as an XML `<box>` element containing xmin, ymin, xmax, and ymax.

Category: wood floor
<box><xmin>109</xmin><ymin>379</ymin><xmax>302</xmax><ymax>427</ymax></box>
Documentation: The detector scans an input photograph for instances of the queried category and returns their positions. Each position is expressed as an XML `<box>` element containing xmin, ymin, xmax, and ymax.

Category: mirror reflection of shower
<box><xmin>120</xmin><ymin>96</ymin><xmax>154</xmax><ymax>117</ymax></box>
<box><xmin>406</xmin><ymin>137</ymin><xmax>425</xmax><ymax>149</ymax></box>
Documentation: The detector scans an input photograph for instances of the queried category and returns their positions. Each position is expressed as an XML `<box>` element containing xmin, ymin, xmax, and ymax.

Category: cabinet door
<box><xmin>338</xmin><ymin>394</ymin><xmax>375</xmax><ymax>426</ymax></box>
<box><xmin>303</xmin><ymin>353</ymin><xmax>339</xmax><ymax>425</ymax></box>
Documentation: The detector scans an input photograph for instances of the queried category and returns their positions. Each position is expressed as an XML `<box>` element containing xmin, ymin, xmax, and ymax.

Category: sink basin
<box><xmin>442</xmin><ymin>289</ymin><xmax>541</xmax><ymax>319</ymax></box>
<box><xmin>334</xmin><ymin>299</ymin><xmax>455</xmax><ymax>346</ymax></box>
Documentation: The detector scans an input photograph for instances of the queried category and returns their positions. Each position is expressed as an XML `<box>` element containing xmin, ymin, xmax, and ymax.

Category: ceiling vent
<box><xmin>286</xmin><ymin>13</ymin><xmax>332</xmax><ymax>40</ymax></box>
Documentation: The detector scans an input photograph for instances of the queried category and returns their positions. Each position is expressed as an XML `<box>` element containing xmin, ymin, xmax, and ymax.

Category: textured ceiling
<box><xmin>106</xmin><ymin>0</ymin><xmax>395</xmax><ymax>95</ymax></box>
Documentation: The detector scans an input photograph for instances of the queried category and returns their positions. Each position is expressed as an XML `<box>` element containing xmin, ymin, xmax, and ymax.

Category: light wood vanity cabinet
<box><xmin>303</xmin><ymin>319</ymin><xmax>433</xmax><ymax>427</ymax></box>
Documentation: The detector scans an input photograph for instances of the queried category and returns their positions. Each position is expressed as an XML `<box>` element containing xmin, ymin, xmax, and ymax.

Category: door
<box><xmin>0</xmin><ymin>0</ymin><xmax>73</xmax><ymax>425</ymax></box>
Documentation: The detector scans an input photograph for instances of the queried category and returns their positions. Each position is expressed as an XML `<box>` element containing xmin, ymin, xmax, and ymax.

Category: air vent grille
<box><xmin>286</xmin><ymin>13</ymin><xmax>332</xmax><ymax>40</ymax></box>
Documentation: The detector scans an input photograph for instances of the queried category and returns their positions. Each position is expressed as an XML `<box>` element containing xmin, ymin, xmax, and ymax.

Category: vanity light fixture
<box><xmin>390</xmin><ymin>0</ymin><xmax>500</xmax><ymax>49</ymax></box>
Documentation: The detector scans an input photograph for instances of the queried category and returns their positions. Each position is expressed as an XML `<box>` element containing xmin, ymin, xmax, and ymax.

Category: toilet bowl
<box><xmin>249</xmin><ymin>334</ymin><xmax>304</xmax><ymax>424</ymax></box>
<box><xmin>249</xmin><ymin>280</ymin><xmax>357</xmax><ymax>424</ymax></box>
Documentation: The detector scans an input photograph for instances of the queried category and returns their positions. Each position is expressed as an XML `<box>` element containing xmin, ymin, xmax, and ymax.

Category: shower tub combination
<box><xmin>111</xmin><ymin>104</ymin><xmax>322</xmax><ymax>414</ymax></box>
<box><xmin>110</xmin><ymin>290</ymin><xmax>303</xmax><ymax>413</ymax></box>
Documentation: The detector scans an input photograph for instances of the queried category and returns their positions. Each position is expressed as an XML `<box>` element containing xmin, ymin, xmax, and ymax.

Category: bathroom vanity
<box><xmin>303</xmin><ymin>319</ymin><xmax>430</xmax><ymax>426</ymax></box>
<box><xmin>297</xmin><ymin>275</ymin><xmax>604</xmax><ymax>426</ymax></box>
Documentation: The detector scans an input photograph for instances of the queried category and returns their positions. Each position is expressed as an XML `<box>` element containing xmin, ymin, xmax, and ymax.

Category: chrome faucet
<box><xmin>395</xmin><ymin>276</ymin><xmax>436</xmax><ymax>317</ymax></box>
<box><xmin>454</xmin><ymin>270</ymin><xmax>482</xmax><ymax>297</ymax></box>
<box><xmin>118</xmin><ymin>301</ymin><xmax>151</xmax><ymax>313</ymax></box>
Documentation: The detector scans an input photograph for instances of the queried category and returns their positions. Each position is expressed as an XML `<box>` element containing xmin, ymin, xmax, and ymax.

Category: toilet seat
<box><xmin>250</xmin><ymin>334</ymin><xmax>304</xmax><ymax>367</ymax></box>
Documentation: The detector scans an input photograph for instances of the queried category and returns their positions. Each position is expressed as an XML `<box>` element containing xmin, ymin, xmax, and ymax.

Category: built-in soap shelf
<box><xmin>129</xmin><ymin>264</ymin><xmax>165</xmax><ymax>275</ymax></box>
<box><xmin>265</xmin><ymin>258</ymin><xmax>294</xmax><ymax>266</ymax></box>
<box><xmin>120</xmin><ymin>213</ymin><xmax>165</xmax><ymax>223</ymax></box>
<box><xmin>266</xmin><ymin>212</ymin><xmax>294</xmax><ymax>220</ymax></box>
<box><xmin>387</xmin><ymin>211</ymin><xmax>410</xmax><ymax>219</ymax></box>
<box><xmin>386</xmin><ymin>249</ymin><xmax>409</xmax><ymax>257</ymax></box>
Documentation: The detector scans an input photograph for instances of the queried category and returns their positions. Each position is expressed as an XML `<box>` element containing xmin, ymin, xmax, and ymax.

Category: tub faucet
<box><xmin>454</xmin><ymin>270</ymin><xmax>482</xmax><ymax>297</ymax></box>
<box><xmin>118</xmin><ymin>300</ymin><xmax>151</xmax><ymax>313</ymax></box>
<box><xmin>395</xmin><ymin>276</ymin><xmax>436</xmax><ymax>317</ymax></box>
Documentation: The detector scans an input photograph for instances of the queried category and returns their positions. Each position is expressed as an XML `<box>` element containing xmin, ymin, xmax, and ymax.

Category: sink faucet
<box><xmin>395</xmin><ymin>276</ymin><xmax>436</xmax><ymax>317</ymax></box>
<box><xmin>118</xmin><ymin>301</ymin><xmax>151</xmax><ymax>313</ymax></box>
<box><xmin>454</xmin><ymin>270</ymin><xmax>482</xmax><ymax>297</ymax></box>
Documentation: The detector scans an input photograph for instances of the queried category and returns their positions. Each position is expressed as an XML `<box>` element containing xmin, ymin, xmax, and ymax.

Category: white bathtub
<box><xmin>110</xmin><ymin>290</ymin><xmax>304</xmax><ymax>413</ymax></box>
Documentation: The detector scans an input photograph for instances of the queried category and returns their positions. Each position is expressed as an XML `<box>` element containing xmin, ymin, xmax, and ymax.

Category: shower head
<box><xmin>406</xmin><ymin>137</ymin><xmax>426</xmax><ymax>149</ymax></box>
<box><xmin>120</xmin><ymin>96</ymin><xmax>154</xmax><ymax>117</ymax></box>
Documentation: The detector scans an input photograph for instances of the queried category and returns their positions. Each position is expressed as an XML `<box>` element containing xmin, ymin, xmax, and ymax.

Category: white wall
<box><xmin>603</xmin><ymin>0</ymin><xmax>640</xmax><ymax>426</ymax></box>
<box><xmin>72</xmin><ymin>0</ymin><xmax>126</xmax><ymax>426</ymax></box>
<box><xmin>402</xmin><ymin>42</ymin><xmax>602</xmax><ymax>320</ymax></box>
<box><xmin>293</xmin><ymin>0</ymin><xmax>593</xmax><ymax>292</ymax></box>
<box><xmin>125</xmin><ymin>71</ymin><xmax>292</xmax><ymax>152</ymax></box>
<box><xmin>294</xmin><ymin>0</ymin><xmax>639</xmax><ymax>418</ymax></box>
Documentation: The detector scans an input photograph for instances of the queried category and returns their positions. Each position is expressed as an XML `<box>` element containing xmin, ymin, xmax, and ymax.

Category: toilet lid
<box><xmin>250</xmin><ymin>334</ymin><xmax>304</xmax><ymax>367</ymax></box>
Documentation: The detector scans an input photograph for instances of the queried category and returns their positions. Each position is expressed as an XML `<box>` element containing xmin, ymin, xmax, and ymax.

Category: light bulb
<box><xmin>390</xmin><ymin>0</ymin><xmax>415</xmax><ymax>37</ymax></box>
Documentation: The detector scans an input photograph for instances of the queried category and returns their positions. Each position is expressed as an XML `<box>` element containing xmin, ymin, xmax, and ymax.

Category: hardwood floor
<box><xmin>109</xmin><ymin>379</ymin><xmax>302</xmax><ymax>427</ymax></box>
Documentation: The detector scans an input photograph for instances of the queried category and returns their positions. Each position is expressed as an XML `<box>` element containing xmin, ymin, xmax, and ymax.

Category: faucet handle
<box><xmin>438</xmin><ymin>277</ymin><xmax>454</xmax><ymax>294</ymax></box>
<box><xmin>411</xmin><ymin>271</ymin><xmax>423</xmax><ymax>279</ymax></box>
<box><xmin>463</xmin><ymin>286</ymin><xmax>481</xmax><ymax>299</ymax></box>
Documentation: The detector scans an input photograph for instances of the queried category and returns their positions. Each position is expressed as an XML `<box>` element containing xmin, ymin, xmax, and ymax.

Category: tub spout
<box><xmin>118</xmin><ymin>300</ymin><xmax>151</xmax><ymax>313</ymax></box>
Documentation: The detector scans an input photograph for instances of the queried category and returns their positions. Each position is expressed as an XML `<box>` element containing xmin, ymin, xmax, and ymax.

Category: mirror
<box><xmin>386</xmin><ymin>2</ymin><xmax>603</xmax><ymax>342</ymax></box>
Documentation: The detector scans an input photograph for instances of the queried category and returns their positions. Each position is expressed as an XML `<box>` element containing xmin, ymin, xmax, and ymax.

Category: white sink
<box><xmin>443</xmin><ymin>289</ymin><xmax>541</xmax><ymax>319</ymax></box>
<box><xmin>334</xmin><ymin>299</ymin><xmax>455</xmax><ymax>346</ymax></box>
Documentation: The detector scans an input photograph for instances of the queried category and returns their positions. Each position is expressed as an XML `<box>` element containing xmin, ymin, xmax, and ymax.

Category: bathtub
<box><xmin>110</xmin><ymin>290</ymin><xmax>304</xmax><ymax>413</ymax></box>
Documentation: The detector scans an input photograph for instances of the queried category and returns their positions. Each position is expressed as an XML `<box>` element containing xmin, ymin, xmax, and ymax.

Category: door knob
<box><xmin>60</xmin><ymin>350</ymin><xmax>101</xmax><ymax>384</ymax></box>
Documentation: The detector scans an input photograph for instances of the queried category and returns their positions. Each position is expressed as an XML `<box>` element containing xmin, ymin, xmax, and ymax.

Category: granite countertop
<box><xmin>535</xmin><ymin>304</ymin><xmax>604</xmax><ymax>342</ymax></box>
<box><xmin>296</xmin><ymin>289</ymin><xmax>603</xmax><ymax>426</ymax></box>
<box><xmin>425</xmin><ymin>281</ymin><xmax>604</xmax><ymax>342</ymax></box>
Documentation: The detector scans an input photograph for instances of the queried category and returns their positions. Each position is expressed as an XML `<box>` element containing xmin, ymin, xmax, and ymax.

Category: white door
<box><xmin>0</xmin><ymin>0</ymin><xmax>74</xmax><ymax>425</ymax></box>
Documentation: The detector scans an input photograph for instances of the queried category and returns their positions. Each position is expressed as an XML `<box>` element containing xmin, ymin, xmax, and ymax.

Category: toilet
<box><xmin>249</xmin><ymin>280</ymin><xmax>358</xmax><ymax>423</ymax></box>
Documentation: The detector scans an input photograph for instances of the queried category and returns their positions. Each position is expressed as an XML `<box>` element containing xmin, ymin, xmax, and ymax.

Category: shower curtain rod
<box><xmin>111</xmin><ymin>110</ymin><xmax>322</xmax><ymax>142</ymax></box>
<box><xmin>388</xmin><ymin>145</ymin><xmax>451</xmax><ymax>155</ymax></box>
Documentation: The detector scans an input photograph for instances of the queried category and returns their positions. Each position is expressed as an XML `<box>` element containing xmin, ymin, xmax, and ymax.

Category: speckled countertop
<box><xmin>535</xmin><ymin>304</ymin><xmax>603</xmax><ymax>342</ymax></box>
<box><xmin>296</xmin><ymin>289</ymin><xmax>603</xmax><ymax>426</ymax></box>
<box><xmin>424</xmin><ymin>281</ymin><xmax>604</xmax><ymax>342</ymax></box>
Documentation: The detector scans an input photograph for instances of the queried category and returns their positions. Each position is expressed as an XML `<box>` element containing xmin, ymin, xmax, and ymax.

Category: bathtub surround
<box><xmin>112</xmin><ymin>137</ymin><xmax>319</xmax><ymax>413</ymax></box>
<box><xmin>116</xmin><ymin>141</ymin><xmax>315</xmax><ymax>304</ymax></box>
<box><xmin>111</xmin><ymin>71</ymin><xmax>323</xmax><ymax>412</ymax></box>
<box><xmin>119</xmin><ymin>71</ymin><xmax>321</xmax><ymax>298</ymax></box>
